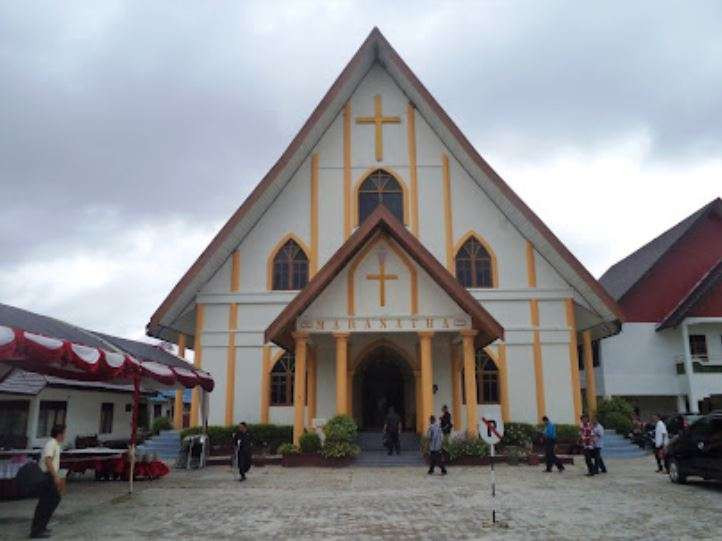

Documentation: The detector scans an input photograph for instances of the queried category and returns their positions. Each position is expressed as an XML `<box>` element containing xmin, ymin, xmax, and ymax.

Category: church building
<box><xmin>147</xmin><ymin>29</ymin><xmax>622</xmax><ymax>444</ymax></box>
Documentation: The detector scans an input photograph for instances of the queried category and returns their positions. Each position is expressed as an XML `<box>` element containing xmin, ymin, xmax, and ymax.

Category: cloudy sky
<box><xmin>2</xmin><ymin>1</ymin><xmax>721</xmax><ymax>340</ymax></box>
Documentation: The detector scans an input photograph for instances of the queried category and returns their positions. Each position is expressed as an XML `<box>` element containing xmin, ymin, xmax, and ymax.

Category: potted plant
<box><xmin>320</xmin><ymin>415</ymin><xmax>360</xmax><ymax>466</ymax></box>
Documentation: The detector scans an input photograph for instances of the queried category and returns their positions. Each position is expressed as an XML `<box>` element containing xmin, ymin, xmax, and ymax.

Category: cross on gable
<box><xmin>356</xmin><ymin>94</ymin><xmax>401</xmax><ymax>161</ymax></box>
<box><xmin>366</xmin><ymin>248</ymin><xmax>398</xmax><ymax>307</ymax></box>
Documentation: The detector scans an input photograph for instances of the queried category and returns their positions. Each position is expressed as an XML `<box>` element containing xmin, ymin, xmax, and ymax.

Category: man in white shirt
<box><xmin>31</xmin><ymin>424</ymin><xmax>66</xmax><ymax>538</ymax></box>
<box><xmin>591</xmin><ymin>417</ymin><xmax>607</xmax><ymax>474</ymax></box>
<box><xmin>652</xmin><ymin>413</ymin><xmax>669</xmax><ymax>474</ymax></box>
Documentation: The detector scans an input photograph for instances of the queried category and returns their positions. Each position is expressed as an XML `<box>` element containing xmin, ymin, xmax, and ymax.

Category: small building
<box><xmin>598</xmin><ymin>198</ymin><xmax>722</xmax><ymax>415</ymax></box>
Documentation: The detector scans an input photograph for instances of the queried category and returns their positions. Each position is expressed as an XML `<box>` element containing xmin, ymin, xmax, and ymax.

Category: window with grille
<box><xmin>272</xmin><ymin>240</ymin><xmax>309</xmax><ymax>290</ymax></box>
<box><xmin>100</xmin><ymin>402</ymin><xmax>114</xmax><ymax>434</ymax></box>
<box><xmin>270</xmin><ymin>353</ymin><xmax>295</xmax><ymax>406</ymax></box>
<box><xmin>37</xmin><ymin>401</ymin><xmax>67</xmax><ymax>438</ymax></box>
<box><xmin>358</xmin><ymin>170</ymin><xmax>404</xmax><ymax>224</ymax></box>
<box><xmin>461</xmin><ymin>349</ymin><xmax>499</xmax><ymax>404</ymax></box>
<box><xmin>455</xmin><ymin>237</ymin><xmax>493</xmax><ymax>288</ymax></box>
<box><xmin>689</xmin><ymin>334</ymin><xmax>708</xmax><ymax>360</ymax></box>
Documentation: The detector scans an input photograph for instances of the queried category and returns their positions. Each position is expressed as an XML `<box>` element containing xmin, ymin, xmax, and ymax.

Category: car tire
<box><xmin>669</xmin><ymin>459</ymin><xmax>687</xmax><ymax>484</ymax></box>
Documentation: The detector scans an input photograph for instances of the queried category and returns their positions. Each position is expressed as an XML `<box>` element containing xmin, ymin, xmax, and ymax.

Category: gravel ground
<box><xmin>1</xmin><ymin>457</ymin><xmax>721</xmax><ymax>540</ymax></box>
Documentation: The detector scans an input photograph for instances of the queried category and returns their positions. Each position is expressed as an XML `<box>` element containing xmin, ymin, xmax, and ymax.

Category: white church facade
<box><xmin>147</xmin><ymin>29</ymin><xmax>622</xmax><ymax>444</ymax></box>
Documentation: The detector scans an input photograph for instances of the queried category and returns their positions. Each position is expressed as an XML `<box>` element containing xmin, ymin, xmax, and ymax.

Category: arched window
<box><xmin>272</xmin><ymin>240</ymin><xmax>309</xmax><ymax>290</ymax></box>
<box><xmin>358</xmin><ymin>169</ymin><xmax>404</xmax><ymax>224</ymax></box>
<box><xmin>462</xmin><ymin>349</ymin><xmax>499</xmax><ymax>404</ymax></box>
<box><xmin>270</xmin><ymin>353</ymin><xmax>294</xmax><ymax>406</ymax></box>
<box><xmin>455</xmin><ymin>237</ymin><xmax>493</xmax><ymax>288</ymax></box>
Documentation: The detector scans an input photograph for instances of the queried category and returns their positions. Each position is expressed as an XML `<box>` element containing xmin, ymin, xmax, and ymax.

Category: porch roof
<box><xmin>265</xmin><ymin>206</ymin><xmax>505</xmax><ymax>350</ymax></box>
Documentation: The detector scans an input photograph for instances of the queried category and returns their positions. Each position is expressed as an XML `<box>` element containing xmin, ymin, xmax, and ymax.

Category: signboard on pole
<box><xmin>479</xmin><ymin>414</ymin><xmax>504</xmax><ymax>445</ymax></box>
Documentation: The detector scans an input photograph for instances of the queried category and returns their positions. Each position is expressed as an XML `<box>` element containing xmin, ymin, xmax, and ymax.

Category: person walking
<box><xmin>232</xmin><ymin>422</ymin><xmax>252</xmax><ymax>481</ymax></box>
<box><xmin>440</xmin><ymin>405</ymin><xmax>452</xmax><ymax>437</ymax></box>
<box><xmin>426</xmin><ymin>415</ymin><xmax>447</xmax><ymax>475</ymax></box>
<box><xmin>652</xmin><ymin>413</ymin><xmax>669</xmax><ymax>473</ymax></box>
<box><xmin>30</xmin><ymin>424</ymin><xmax>65</xmax><ymax>539</ymax></box>
<box><xmin>591</xmin><ymin>416</ymin><xmax>607</xmax><ymax>474</ymax></box>
<box><xmin>383</xmin><ymin>406</ymin><xmax>402</xmax><ymax>455</ymax></box>
<box><xmin>541</xmin><ymin>416</ymin><xmax>565</xmax><ymax>472</ymax></box>
<box><xmin>580</xmin><ymin>415</ymin><xmax>597</xmax><ymax>476</ymax></box>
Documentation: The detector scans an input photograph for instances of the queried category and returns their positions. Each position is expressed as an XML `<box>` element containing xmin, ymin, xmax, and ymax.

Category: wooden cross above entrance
<box><xmin>356</xmin><ymin>94</ymin><xmax>401</xmax><ymax>161</ymax></box>
<box><xmin>366</xmin><ymin>249</ymin><xmax>398</xmax><ymax>307</ymax></box>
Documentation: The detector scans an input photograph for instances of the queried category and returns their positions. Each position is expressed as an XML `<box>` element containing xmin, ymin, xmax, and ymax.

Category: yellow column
<box><xmin>292</xmin><ymin>332</ymin><xmax>308</xmax><ymax>445</ymax></box>
<box><xmin>173</xmin><ymin>334</ymin><xmax>186</xmax><ymax>430</ymax></box>
<box><xmin>565</xmin><ymin>299</ymin><xmax>583</xmax><ymax>423</ymax></box>
<box><xmin>346</xmin><ymin>371</ymin><xmax>353</xmax><ymax>417</ymax></box>
<box><xmin>497</xmin><ymin>343</ymin><xmax>510</xmax><ymax>423</ymax></box>
<box><xmin>414</xmin><ymin>369</ymin><xmax>422</xmax><ymax>434</ymax></box>
<box><xmin>419</xmin><ymin>331</ymin><xmax>434</xmax><ymax>431</ymax></box>
<box><xmin>225</xmin><ymin>303</ymin><xmax>238</xmax><ymax>426</ymax></box>
<box><xmin>190</xmin><ymin>304</ymin><xmax>204</xmax><ymax>427</ymax></box>
<box><xmin>451</xmin><ymin>343</ymin><xmax>462</xmax><ymax>431</ymax></box>
<box><xmin>260</xmin><ymin>345</ymin><xmax>271</xmax><ymax>424</ymax></box>
<box><xmin>461</xmin><ymin>330</ymin><xmax>479</xmax><ymax>436</ymax></box>
<box><xmin>582</xmin><ymin>330</ymin><xmax>598</xmax><ymax>415</ymax></box>
<box><xmin>334</xmin><ymin>332</ymin><xmax>349</xmax><ymax>415</ymax></box>
<box><xmin>307</xmin><ymin>349</ymin><xmax>317</xmax><ymax>427</ymax></box>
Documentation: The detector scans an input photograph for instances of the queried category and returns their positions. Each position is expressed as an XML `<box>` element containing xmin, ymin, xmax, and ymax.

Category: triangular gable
<box><xmin>265</xmin><ymin>206</ymin><xmax>504</xmax><ymax>350</ymax></box>
<box><xmin>657</xmin><ymin>258</ymin><xmax>722</xmax><ymax>330</ymax></box>
<box><xmin>147</xmin><ymin>28</ymin><xmax>621</xmax><ymax>341</ymax></box>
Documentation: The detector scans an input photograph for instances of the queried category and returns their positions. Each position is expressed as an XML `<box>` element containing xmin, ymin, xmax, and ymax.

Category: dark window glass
<box><xmin>689</xmin><ymin>335</ymin><xmax>708</xmax><ymax>360</ymax></box>
<box><xmin>577</xmin><ymin>339</ymin><xmax>601</xmax><ymax>370</ymax></box>
<box><xmin>462</xmin><ymin>350</ymin><xmax>500</xmax><ymax>404</ymax></box>
<box><xmin>272</xmin><ymin>240</ymin><xmax>308</xmax><ymax>290</ymax></box>
<box><xmin>455</xmin><ymin>237</ymin><xmax>493</xmax><ymax>288</ymax></box>
<box><xmin>270</xmin><ymin>353</ymin><xmax>295</xmax><ymax>406</ymax></box>
<box><xmin>358</xmin><ymin>170</ymin><xmax>404</xmax><ymax>223</ymax></box>
<box><xmin>37</xmin><ymin>401</ymin><xmax>67</xmax><ymax>438</ymax></box>
<box><xmin>0</xmin><ymin>400</ymin><xmax>29</xmax><ymax>437</ymax></box>
<box><xmin>100</xmin><ymin>403</ymin><xmax>114</xmax><ymax>434</ymax></box>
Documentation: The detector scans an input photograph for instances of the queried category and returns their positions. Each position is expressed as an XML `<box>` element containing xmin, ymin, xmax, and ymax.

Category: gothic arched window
<box><xmin>358</xmin><ymin>169</ymin><xmax>404</xmax><ymax>224</ymax></box>
<box><xmin>270</xmin><ymin>353</ymin><xmax>294</xmax><ymax>406</ymax></box>
<box><xmin>462</xmin><ymin>349</ymin><xmax>500</xmax><ymax>404</ymax></box>
<box><xmin>272</xmin><ymin>240</ymin><xmax>309</xmax><ymax>290</ymax></box>
<box><xmin>455</xmin><ymin>237</ymin><xmax>493</xmax><ymax>288</ymax></box>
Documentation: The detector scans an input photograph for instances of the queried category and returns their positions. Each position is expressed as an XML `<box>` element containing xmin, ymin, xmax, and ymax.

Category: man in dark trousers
<box><xmin>440</xmin><ymin>405</ymin><xmax>452</xmax><ymax>437</ymax></box>
<box><xmin>30</xmin><ymin>424</ymin><xmax>65</xmax><ymax>538</ymax></box>
<box><xmin>232</xmin><ymin>422</ymin><xmax>252</xmax><ymax>481</ymax></box>
<box><xmin>541</xmin><ymin>416</ymin><xmax>565</xmax><ymax>473</ymax></box>
<box><xmin>426</xmin><ymin>415</ymin><xmax>447</xmax><ymax>475</ymax></box>
<box><xmin>383</xmin><ymin>406</ymin><xmax>402</xmax><ymax>455</ymax></box>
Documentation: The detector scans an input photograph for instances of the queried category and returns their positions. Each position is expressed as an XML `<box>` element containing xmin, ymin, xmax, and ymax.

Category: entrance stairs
<box><xmin>601</xmin><ymin>429</ymin><xmax>648</xmax><ymax>459</ymax></box>
<box><xmin>136</xmin><ymin>430</ymin><xmax>181</xmax><ymax>461</ymax></box>
<box><xmin>355</xmin><ymin>431</ymin><xmax>424</xmax><ymax>467</ymax></box>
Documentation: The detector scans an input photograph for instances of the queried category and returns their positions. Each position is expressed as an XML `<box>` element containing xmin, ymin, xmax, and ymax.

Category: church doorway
<box><xmin>355</xmin><ymin>346</ymin><xmax>414</xmax><ymax>431</ymax></box>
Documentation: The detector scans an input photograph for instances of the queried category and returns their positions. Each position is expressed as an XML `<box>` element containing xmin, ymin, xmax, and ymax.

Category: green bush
<box><xmin>278</xmin><ymin>443</ymin><xmax>300</xmax><ymax>456</ymax></box>
<box><xmin>501</xmin><ymin>423</ymin><xmax>536</xmax><ymax>448</ymax></box>
<box><xmin>180</xmin><ymin>424</ymin><xmax>293</xmax><ymax>453</ymax></box>
<box><xmin>299</xmin><ymin>431</ymin><xmax>321</xmax><ymax>454</ymax></box>
<box><xmin>320</xmin><ymin>440</ymin><xmax>360</xmax><ymax>459</ymax></box>
<box><xmin>421</xmin><ymin>434</ymin><xmax>489</xmax><ymax>461</ymax></box>
<box><xmin>151</xmin><ymin>416</ymin><xmax>173</xmax><ymax>435</ymax></box>
<box><xmin>321</xmin><ymin>415</ymin><xmax>359</xmax><ymax>458</ymax></box>
<box><xmin>596</xmin><ymin>397</ymin><xmax>633</xmax><ymax>429</ymax></box>
<box><xmin>534</xmin><ymin>423</ymin><xmax>579</xmax><ymax>443</ymax></box>
<box><xmin>604</xmin><ymin>412</ymin><xmax>633</xmax><ymax>435</ymax></box>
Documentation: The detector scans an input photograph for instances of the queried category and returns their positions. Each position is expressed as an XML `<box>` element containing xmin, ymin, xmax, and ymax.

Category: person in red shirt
<box><xmin>580</xmin><ymin>414</ymin><xmax>597</xmax><ymax>476</ymax></box>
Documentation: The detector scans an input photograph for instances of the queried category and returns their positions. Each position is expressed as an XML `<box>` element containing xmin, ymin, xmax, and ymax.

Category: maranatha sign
<box><xmin>297</xmin><ymin>315</ymin><xmax>471</xmax><ymax>333</ymax></box>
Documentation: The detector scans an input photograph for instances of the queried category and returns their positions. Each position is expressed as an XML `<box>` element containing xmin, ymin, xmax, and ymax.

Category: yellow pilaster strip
<box><xmin>260</xmin><ymin>345</ymin><xmax>271</xmax><ymax>424</ymax></box>
<box><xmin>310</xmin><ymin>153</ymin><xmax>319</xmax><ymax>276</ymax></box>
<box><xmin>230</xmin><ymin>251</ymin><xmax>240</xmax><ymax>292</ymax></box>
<box><xmin>292</xmin><ymin>332</ymin><xmax>308</xmax><ymax>445</ymax></box>
<box><xmin>419</xmin><ymin>331</ymin><xmax>434</xmax><ymax>431</ymax></box>
<box><xmin>173</xmin><ymin>334</ymin><xmax>186</xmax><ymax>430</ymax></box>
<box><xmin>407</xmin><ymin>103</ymin><xmax>419</xmax><ymax>236</ymax></box>
<box><xmin>414</xmin><ymin>369</ymin><xmax>422</xmax><ymax>434</ymax></box>
<box><xmin>461</xmin><ymin>330</ymin><xmax>479</xmax><ymax>436</ymax></box>
<box><xmin>497</xmin><ymin>342</ymin><xmax>510</xmax><ymax>423</ymax></box>
<box><xmin>334</xmin><ymin>332</ymin><xmax>349</xmax><ymax>415</ymax></box>
<box><xmin>565</xmin><ymin>299</ymin><xmax>583</xmax><ymax>423</ymax></box>
<box><xmin>190</xmin><ymin>304</ymin><xmax>204</xmax><ymax>427</ymax></box>
<box><xmin>451</xmin><ymin>343</ymin><xmax>462</xmax><ymax>432</ymax></box>
<box><xmin>442</xmin><ymin>154</ymin><xmax>454</xmax><ymax>271</ymax></box>
<box><xmin>525</xmin><ymin>240</ymin><xmax>537</xmax><ymax>288</ymax></box>
<box><xmin>307</xmin><ymin>349</ymin><xmax>317</xmax><ymax>427</ymax></box>
<box><xmin>527</xmin><ymin>240</ymin><xmax>545</xmax><ymax>422</ymax></box>
<box><xmin>582</xmin><ymin>330</ymin><xmax>598</xmax><ymax>415</ymax></box>
<box><xmin>347</xmin><ymin>371</ymin><xmax>353</xmax><ymax>417</ymax></box>
<box><xmin>224</xmin><ymin>303</ymin><xmax>238</xmax><ymax>426</ymax></box>
<box><xmin>343</xmin><ymin>103</ymin><xmax>352</xmax><ymax>240</ymax></box>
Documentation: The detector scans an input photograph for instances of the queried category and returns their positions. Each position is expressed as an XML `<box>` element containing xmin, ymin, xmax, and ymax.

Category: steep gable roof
<box><xmin>265</xmin><ymin>206</ymin><xmax>504</xmax><ymax>350</ymax></box>
<box><xmin>656</xmin><ymin>258</ymin><xmax>722</xmax><ymax>330</ymax></box>
<box><xmin>147</xmin><ymin>27</ymin><xmax>621</xmax><ymax>341</ymax></box>
<box><xmin>600</xmin><ymin>198</ymin><xmax>722</xmax><ymax>301</ymax></box>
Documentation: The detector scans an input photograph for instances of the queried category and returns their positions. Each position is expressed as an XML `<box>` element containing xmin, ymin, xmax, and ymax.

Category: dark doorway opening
<box><xmin>360</xmin><ymin>356</ymin><xmax>406</xmax><ymax>430</ymax></box>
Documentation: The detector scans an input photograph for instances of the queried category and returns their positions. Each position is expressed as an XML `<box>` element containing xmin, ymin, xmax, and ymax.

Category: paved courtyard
<box><xmin>1</xmin><ymin>457</ymin><xmax>721</xmax><ymax>540</ymax></box>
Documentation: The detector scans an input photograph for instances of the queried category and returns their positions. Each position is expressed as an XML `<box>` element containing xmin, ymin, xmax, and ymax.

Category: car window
<box><xmin>689</xmin><ymin>418</ymin><xmax>710</xmax><ymax>436</ymax></box>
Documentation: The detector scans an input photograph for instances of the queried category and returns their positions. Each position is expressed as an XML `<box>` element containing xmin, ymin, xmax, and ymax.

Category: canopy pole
<box><xmin>129</xmin><ymin>374</ymin><xmax>140</xmax><ymax>495</ymax></box>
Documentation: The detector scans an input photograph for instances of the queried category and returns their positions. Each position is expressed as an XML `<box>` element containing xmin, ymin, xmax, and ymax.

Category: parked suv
<box><xmin>667</xmin><ymin>412</ymin><xmax>722</xmax><ymax>484</ymax></box>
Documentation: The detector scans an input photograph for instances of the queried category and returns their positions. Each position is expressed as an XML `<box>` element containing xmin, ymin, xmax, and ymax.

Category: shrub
<box><xmin>151</xmin><ymin>417</ymin><xmax>173</xmax><ymax>435</ymax></box>
<box><xmin>299</xmin><ymin>431</ymin><xmax>321</xmax><ymax>454</ymax></box>
<box><xmin>501</xmin><ymin>423</ymin><xmax>536</xmax><ymax>448</ymax></box>
<box><xmin>321</xmin><ymin>415</ymin><xmax>359</xmax><ymax>458</ymax></box>
<box><xmin>180</xmin><ymin>424</ymin><xmax>293</xmax><ymax>453</ymax></box>
<box><xmin>278</xmin><ymin>443</ymin><xmax>300</xmax><ymax>456</ymax></box>
<box><xmin>548</xmin><ymin>424</ymin><xmax>580</xmax><ymax>443</ymax></box>
<box><xmin>420</xmin><ymin>433</ymin><xmax>489</xmax><ymax>461</ymax></box>
<box><xmin>597</xmin><ymin>397</ymin><xmax>633</xmax><ymax>430</ymax></box>
<box><xmin>320</xmin><ymin>440</ymin><xmax>360</xmax><ymax>459</ymax></box>
<box><xmin>604</xmin><ymin>412</ymin><xmax>633</xmax><ymax>436</ymax></box>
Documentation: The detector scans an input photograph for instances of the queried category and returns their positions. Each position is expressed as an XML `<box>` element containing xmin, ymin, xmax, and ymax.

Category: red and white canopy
<box><xmin>0</xmin><ymin>325</ymin><xmax>213</xmax><ymax>392</ymax></box>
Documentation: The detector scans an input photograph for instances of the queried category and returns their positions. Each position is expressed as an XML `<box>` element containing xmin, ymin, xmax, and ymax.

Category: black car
<box><xmin>665</xmin><ymin>413</ymin><xmax>702</xmax><ymax>437</ymax></box>
<box><xmin>667</xmin><ymin>412</ymin><xmax>722</xmax><ymax>484</ymax></box>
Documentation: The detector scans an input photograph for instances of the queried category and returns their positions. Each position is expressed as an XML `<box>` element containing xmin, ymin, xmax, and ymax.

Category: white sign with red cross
<box><xmin>479</xmin><ymin>414</ymin><xmax>504</xmax><ymax>445</ymax></box>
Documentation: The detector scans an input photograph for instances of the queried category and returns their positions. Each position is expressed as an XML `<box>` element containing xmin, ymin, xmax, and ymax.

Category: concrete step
<box><xmin>357</xmin><ymin>432</ymin><xmax>421</xmax><ymax>452</ymax></box>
